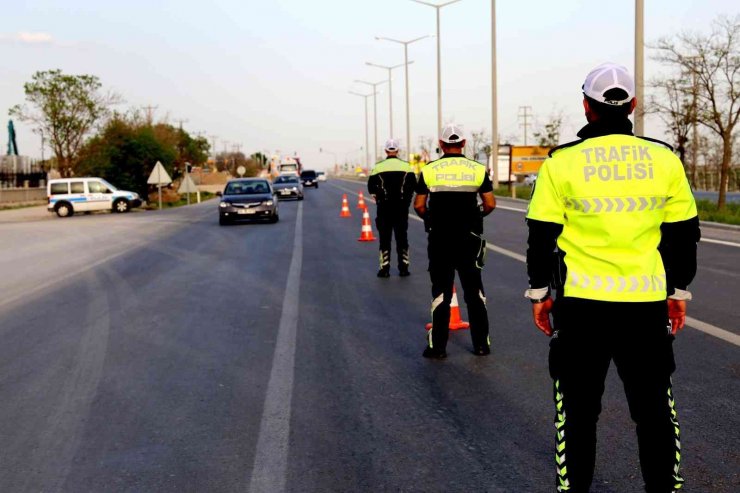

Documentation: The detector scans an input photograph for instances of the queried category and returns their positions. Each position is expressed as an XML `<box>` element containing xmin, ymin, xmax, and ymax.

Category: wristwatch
<box><xmin>524</xmin><ymin>287</ymin><xmax>550</xmax><ymax>304</ymax></box>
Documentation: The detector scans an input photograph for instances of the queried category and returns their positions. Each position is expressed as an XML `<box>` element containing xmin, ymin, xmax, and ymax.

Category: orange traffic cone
<box><xmin>340</xmin><ymin>194</ymin><xmax>352</xmax><ymax>217</ymax></box>
<box><xmin>425</xmin><ymin>285</ymin><xmax>470</xmax><ymax>331</ymax></box>
<box><xmin>357</xmin><ymin>207</ymin><xmax>376</xmax><ymax>242</ymax></box>
<box><xmin>357</xmin><ymin>191</ymin><xmax>366</xmax><ymax>209</ymax></box>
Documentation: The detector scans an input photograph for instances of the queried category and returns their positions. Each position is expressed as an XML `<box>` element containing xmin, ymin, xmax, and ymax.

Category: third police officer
<box><xmin>525</xmin><ymin>63</ymin><xmax>700</xmax><ymax>493</ymax></box>
<box><xmin>414</xmin><ymin>125</ymin><xmax>496</xmax><ymax>358</ymax></box>
<box><xmin>368</xmin><ymin>139</ymin><xmax>417</xmax><ymax>277</ymax></box>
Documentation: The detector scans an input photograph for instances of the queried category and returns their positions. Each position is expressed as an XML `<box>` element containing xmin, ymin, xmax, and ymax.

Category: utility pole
<box><xmin>634</xmin><ymin>0</ymin><xmax>645</xmax><ymax>135</ymax></box>
<box><xmin>349</xmin><ymin>91</ymin><xmax>377</xmax><ymax>171</ymax></box>
<box><xmin>366</xmin><ymin>61</ymin><xmax>413</xmax><ymax>139</ymax></box>
<box><xmin>490</xmin><ymin>0</ymin><xmax>499</xmax><ymax>188</ymax></box>
<box><xmin>354</xmin><ymin>80</ymin><xmax>387</xmax><ymax>165</ymax></box>
<box><xmin>411</xmin><ymin>0</ymin><xmax>463</xmax><ymax>140</ymax></box>
<box><xmin>518</xmin><ymin>106</ymin><xmax>533</xmax><ymax>146</ymax></box>
<box><xmin>143</xmin><ymin>105</ymin><xmax>158</xmax><ymax>125</ymax></box>
<box><xmin>174</xmin><ymin>118</ymin><xmax>188</xmax><ymax>131</ymax></box>
<box><xmin>376</xmin><ymin>36</ymin><xmax>431</xmax><ymax>160</ymax></box>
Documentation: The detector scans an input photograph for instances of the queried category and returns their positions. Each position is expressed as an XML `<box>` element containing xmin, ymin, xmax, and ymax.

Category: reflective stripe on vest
<box><xmin>370</xmin><ymin>158</ymin><xmax>412</xmax><ymax>175</ymax></box>
<box><xmin>421</xmin><ymin>157</ymin><xmax>486</xmax><ymax>192</ymax></box>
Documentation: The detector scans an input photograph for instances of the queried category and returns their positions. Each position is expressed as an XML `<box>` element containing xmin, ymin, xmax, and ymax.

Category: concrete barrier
<box><xmin>0</xmin><ymin>188</ymin><xmax>46</xmax><ymax>204</ymax></box>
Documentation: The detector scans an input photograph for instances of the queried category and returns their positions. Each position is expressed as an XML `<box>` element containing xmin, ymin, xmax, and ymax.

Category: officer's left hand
<box><xmin>667</xmin><ymin>299</ymin><xmax>687</xmax><ymax>335</ymax></box>
<box><xmin>532</xmin><ymin>298</ymin><xmax>554</xmax><ymax>336</ymax></box>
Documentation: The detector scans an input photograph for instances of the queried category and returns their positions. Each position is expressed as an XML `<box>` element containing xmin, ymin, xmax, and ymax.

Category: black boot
<box><xmin>398</xmin><ymin>249</ymin><xmax>410</xmax><ymax>276</ymax></box>
<box><xmin>378</xmin><ymin>250</ymin><xmax>390</xmax><ymax>278</ymax></box>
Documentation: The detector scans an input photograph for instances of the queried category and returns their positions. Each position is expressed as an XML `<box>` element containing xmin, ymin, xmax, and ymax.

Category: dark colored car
<box><xmin>272</xmin><ymin>175</ymin><xmax>304</xmax><ymax>200</ymax></box>
<box><xmin>300</xmin><ymin>170</ymin><xmax>319</xmax><ymax>188</ymax></box>
<box><xmin>218</xmin><ymin>178</ymin><xmax>279</xmax><ymax>225</ymax></box>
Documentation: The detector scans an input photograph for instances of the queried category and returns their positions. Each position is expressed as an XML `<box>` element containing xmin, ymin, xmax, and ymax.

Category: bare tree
<box><xmin>647</xmin><ymin>75</ymin><xmax>695</xmax><ymax>182</ymax></box>
<box><xmin>468</xmin><ymin>129</ymin><xmax>489</xmax><ymax>161</ymax></box>
<box><xmin>653</xmin><ymin>15</ymin><xmax>740</xmax><ymax>209</ymax></box>
<box><xmin>10</xmin><ymin>69</ymin><xmax>120</xmax><ymax>176</ymax></box>
<box><xmin>533</xmin><ymin>114</ymin><xmax>563</xmax><ymax>147</ymax></box>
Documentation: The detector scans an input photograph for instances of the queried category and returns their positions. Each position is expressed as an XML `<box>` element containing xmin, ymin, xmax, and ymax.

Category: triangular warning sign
<box><xmin>178</xmin><ymin>174</ymin><xmax>198</xmax><ymax>194</ymax></box>
<box><xmin>147</xmin><ymin>161</ymin><xmax>172</xmax><ymax>185</ymax></box>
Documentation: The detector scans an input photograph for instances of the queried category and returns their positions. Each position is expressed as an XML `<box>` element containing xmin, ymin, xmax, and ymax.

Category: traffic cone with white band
<box><xmin>357</xmin><ymin>207</ymin><xmax>376</xmax><ymax>242</ymax></box>
<box><xmin>425</xmin><ymin>285</ymin><xmax>470</xmax><ymax>331</ymax></box>
<box><xmin>340</xmin><ymin>194</ymin><xmax>351</xmax><ymax>217</ymax></box>
<box><xmin>357</xmin><ymin>191</ymin><xmax>366</xmax><ymax>209</ymax></box>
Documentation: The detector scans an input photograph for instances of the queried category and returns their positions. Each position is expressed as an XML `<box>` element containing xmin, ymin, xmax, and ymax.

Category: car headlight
<box><xmin>219</xmin><ymin>202</ymin><xmax>229</xmax><ymax>208</ymax></box>
<box><xmin>290</xmin><ymin>187</ymin><xmax>297</xmax><ymax>191</ymax></box>
<box><xmin>263</xmin><ymin>200</ymin><xmax>274</xmax><ymax>206</ymax></box>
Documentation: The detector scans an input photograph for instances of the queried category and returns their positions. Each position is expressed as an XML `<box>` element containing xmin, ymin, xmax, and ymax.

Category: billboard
<box><xmin>510</xmin><ymin>146</ymin><xmax>552</xmax><ymax>175</ymax></box>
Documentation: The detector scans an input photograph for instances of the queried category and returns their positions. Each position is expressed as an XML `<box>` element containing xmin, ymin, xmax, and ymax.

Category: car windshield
<box><xmin>224</xmin><ymin>181</ymin><xmax>269</xmax><ymax>195</ymax></box>
<box><xmin>301</xmin><ymin>171</ymin><xmax>316</xmax><ymax>178</ymax></box>
<box><xmin>99</xmin><ymin>179</ymin><xmax>118</xmax><ymax>192</ymax></box>
<box><xmin>274</xmin><ymin>176</ymin><xmax>299</xmax><ymax>184</ymax></box>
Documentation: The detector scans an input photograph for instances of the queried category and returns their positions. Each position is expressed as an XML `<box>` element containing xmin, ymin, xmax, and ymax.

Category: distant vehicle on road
<box><xmin>47</xmin><ymin>177</ymin><xmax>141</xmax><ymax>218</ymax></box>
<box><xmin>272</xmin><ymin>175</ymin><xmax>304</xmax><ymax>200</ymax></box>
<box><xmin>317</xmin><ymin>171</ymin><xmax>327</xmax><ymax>182</ymax></box>
<box><xmin>218</xmin><ymin>178</ymin><xmax>278</xmax><ymax>225</ymax></box>
<box><xmin>300</xmin><ymin>170</ymin><xmax>319</xmax><ymax>188</ymax></box>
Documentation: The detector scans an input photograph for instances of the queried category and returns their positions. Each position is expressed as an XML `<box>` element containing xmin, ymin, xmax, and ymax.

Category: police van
<box><xmin>47</xmin><ymin>177</ymin><xmax>142</xmax><ymax>217</ymax></box>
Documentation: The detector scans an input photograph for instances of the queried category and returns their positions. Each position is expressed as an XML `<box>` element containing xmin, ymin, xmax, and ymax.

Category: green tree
<box><xmin>10</xmin><ymin>69</ymin><xmax>119</xmax><ymax>175</ymax></box>
<box><xmin>75</xmin><ymin>115</ymin><xmax>176</xmax><ymax>197</ymax></box>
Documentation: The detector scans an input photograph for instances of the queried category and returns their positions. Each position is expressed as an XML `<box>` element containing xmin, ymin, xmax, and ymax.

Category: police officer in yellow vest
<box><xmin>414</xmin><ymin>124</ymin><xmax>496</xmax><ymax>358</ymax></box>
<box><xmin>368</xmin><ymin>139</ymin><xmax>417</xmax><ymax>277</ymax></box>
<box><xmin>525</xmin><ymin>63</ymin><xmax>700</xmax><ymax>493</ymax></box>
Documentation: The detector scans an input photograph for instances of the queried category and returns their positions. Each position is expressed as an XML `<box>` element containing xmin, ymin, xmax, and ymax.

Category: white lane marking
<box><xmin>249</xmin><ymin>202</ymin><xmax>303</xmax><ymax>493</ymax></box>
<box><xmin>701</xmin><ymin>237</ymin><xmax>740</xmax><ymax>248</ymax></box>
<box><xmin>685</xmin><ymin>316</ymin><xmax>740</xmax><ymax>346</ymax></box>
<box><xmin>333</xmin><ymin>180</ymin><xmax>739</xmax><ymax>347</ymax></box>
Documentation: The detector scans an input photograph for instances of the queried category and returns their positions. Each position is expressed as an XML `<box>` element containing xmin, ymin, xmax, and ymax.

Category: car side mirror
<box><xmin>216</xmin><ymin>191</ymin><xmax>222</xmax><ymax>197</ymax></box>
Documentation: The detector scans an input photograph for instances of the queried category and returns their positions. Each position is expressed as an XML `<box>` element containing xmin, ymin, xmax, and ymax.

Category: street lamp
<box><xmin>319</xmin><ymin>148</ymin><xmax>338</xmax><ymax>170</ymax></box>
<box><xmin>635</xmin><ymin>0</ymin><xmax>644</xmax><ymax>135</ymax></box>
<box><xmin>490</xmin><ymin>0</ymin><xmax>499</xmax><ymax>188</ymax></box>
<box><xmin>354</xmin><ymin>80</ymin><xmax>387</xmax><ymax>165</ymax></box>
<box><xmin>365</xmin><ymin>61</ymin><xmax>414</xmax><ymax>140</ymax></box>
<box><xmin>349</xmin><ymin>91</ymin><xmax>378</xmax><ymax>170</ymax></box>
<box><xmin>376</xmin><ymin>35</ymin><xmax>431</xmax><ymax>161</ymax></box>
<box><xmin>410</xmin><ymin>0</ymin><xmax>463</xmax><ymax>138</ymax></box>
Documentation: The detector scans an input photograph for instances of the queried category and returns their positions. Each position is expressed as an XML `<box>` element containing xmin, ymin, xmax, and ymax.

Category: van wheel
<box><xmin>113</xmin><ymin>198</ymin><xmax>130</xmax><ymax>213</ymax></box>
<box><xmin>55</xmin><ymin>202</ymin><xmax>74</xmax><ymax>217</ymax></box>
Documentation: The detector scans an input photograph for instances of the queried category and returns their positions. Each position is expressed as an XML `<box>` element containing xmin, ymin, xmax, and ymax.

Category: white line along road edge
<box><xmin>330</xmin><ymin>180</ymin><xmax>739</xmax><ymax>348</ymax></box>
<box><xmin>249</xmin><ymin>202</ymin><xmax>303</xmax><ymax>493</ymax></box>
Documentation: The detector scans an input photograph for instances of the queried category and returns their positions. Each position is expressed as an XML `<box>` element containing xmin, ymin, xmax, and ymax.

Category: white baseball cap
<box><xmin>384</xmin><ymin>138</ymin><xmax>400</xmax><ymax>152</ymax></box>
<box><xmin>440</xmin><ymin>124</ymin><xmax>465</xmax><ymax>144</ymax></box>
<box><xmin>582</xmin><ymin>63</ymin><xmax>635</xmax><ymax>106</ymax></box>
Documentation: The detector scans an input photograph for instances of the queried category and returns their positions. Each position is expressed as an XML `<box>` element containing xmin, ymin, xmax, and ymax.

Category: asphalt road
<box><xmin>0</xmin><ymin>183</ymin><xmax>737</xmax><ymax>492</ymax></box>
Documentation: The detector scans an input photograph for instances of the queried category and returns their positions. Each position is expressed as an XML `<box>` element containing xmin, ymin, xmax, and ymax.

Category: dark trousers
<box><xmin>376</xmin><ymin>203</ymin><xmax>410</xmax><ymax>269</ymax></box>
<box><xmin>427</xmin><ymin>231</ymin><xmax>489</xmax><ymax>350</ymax></box>
<box><xmin>549</xmin><ymin>298</ymin><xmax>683</xmax><ymax>493</ymax></box>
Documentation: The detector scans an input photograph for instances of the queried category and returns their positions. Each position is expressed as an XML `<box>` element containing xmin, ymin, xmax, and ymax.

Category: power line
<box><xmin>518</xmin><ymin>106</ymin><xmax>533</xmax><ymax>146</ymax></box>
<box><xmin>142</xmin><ymin>105</ymin><xmax>158</xmax><ymax>125</ymax></box>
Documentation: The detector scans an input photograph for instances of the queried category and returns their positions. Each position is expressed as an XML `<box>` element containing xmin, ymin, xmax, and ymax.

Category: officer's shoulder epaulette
<box><xmin>637</xmin><ymin>136</ymin><xmax>674</xmax><ymax>152</ymax></box>
<box><xmin>548</xmin><ymin>139</ymin><xmax>584</xmax><ymax>157</ymax></box>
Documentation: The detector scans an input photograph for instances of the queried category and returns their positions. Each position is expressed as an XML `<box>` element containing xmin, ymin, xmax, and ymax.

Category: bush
<box><xmin>696</xmin><ymin>199</ymin><xmax>740</xmax><ymax>225</ymax></box>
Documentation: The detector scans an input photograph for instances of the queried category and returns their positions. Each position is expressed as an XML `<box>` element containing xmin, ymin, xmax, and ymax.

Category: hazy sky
<box><xmin>2</xmin><ymin>0</ymin><xmax>737</xmax><ymax>169</ymax></box>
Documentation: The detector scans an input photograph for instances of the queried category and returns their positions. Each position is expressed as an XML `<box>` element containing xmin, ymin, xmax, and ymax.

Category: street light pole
<box><xmin>490</xmin><ymin>0</ymin><xmax>499</xmax><ymax>188</ymax></box>
<box><xmin>349</xmin><ymin>91</ymin><xmax>377</xmax><ymax>171</ymax></box>
<box><xmin>366</xmin><ymin>61</ymin><xmax>414</xmax><ymax>140</ymax></box>
<box><xmin>634</xmin><ymin>0</ymin><xmax>645</xmax><ymax>135</ymax></box>
<box><xmin>355</xmin><ymin>80</ymin><xmax>387</xmax><ymax>165</ymax></box>
<box><xmin>376</xmin><ymin>35</ymin><xmax>431</xmax><ymax>160</ymax></box>
<box><xmin>411</xmin><ymin>0</ymin><xmax>462</xmax><ymax>138</ymax></box>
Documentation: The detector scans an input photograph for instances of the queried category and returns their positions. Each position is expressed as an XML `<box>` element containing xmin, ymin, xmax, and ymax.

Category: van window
<box><xmin>70</xmin><ymin>181</ymin><xmax>85</xmax><ymax>194</ymax></box>
<box><xmin>88</xmin><ymin>181</ymin><xmax>112</xmax><ymax>194</ymax></box>
<box><xmin>50</xmin><ymin>183</ymin><xmax>69</xmax><ymax>195</ymax></box>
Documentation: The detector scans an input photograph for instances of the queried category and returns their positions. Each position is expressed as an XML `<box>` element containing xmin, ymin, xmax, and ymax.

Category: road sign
<box><xmin>147</xmin><ymin>161</ymin><xmax>172</xmax><ymax>185</ymax></box>
<box><xmin>237</xmin><ymin>165</ymin><xmax>246</xmax><ymax>177</ymax></box>
<box><xmin>178</xmin><ymin>174</ymin><xmax>198</xmax><ymax>194</ymax></box>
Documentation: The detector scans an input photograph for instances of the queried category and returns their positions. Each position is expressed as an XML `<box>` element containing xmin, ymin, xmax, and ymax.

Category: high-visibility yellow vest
<box><xmin>527</xmin><ymin>134</ymin><xmax>697</xmax><ymax>302</ymax></box>
<box><xmin>420</xmin><ymin>156</ymin><xmax>487</xmax><ymax>192</ymax></box>
<box><xmin>370</xmin><ymin>158</ymin><xmax>412</xmax><ymax>174</ymax></box>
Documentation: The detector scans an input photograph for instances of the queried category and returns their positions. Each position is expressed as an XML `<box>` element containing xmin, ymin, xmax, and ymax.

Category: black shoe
<box><xmin>398</xmin><ymin>267</ymin><xmax>410</xmax><ymax>277</ymax></box>
<box><xmin>423</xmin><ymin>347</ymin><xmax>447</xmax><ymax>359</ymax></box>
<box><xmin>377</xmin><ymin>268</ymin><xmax>390</xmax><ymax>278</ymax></box>
<box><xmin>472</xmin><ymin>345</ymin><xmax>491</xmax><ymax>356</ymax></box>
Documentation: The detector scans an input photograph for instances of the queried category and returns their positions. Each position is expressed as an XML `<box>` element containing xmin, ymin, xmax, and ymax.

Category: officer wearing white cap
<box><xmin>526</xmin><ymin>63</ymin><xmax>700</xmax><ymax>492</ymax></box>
<box><xmin>368</xmin><ymin>138</ymin><xmax>417</xmax><ymax>277</ymax></box>
<box><xmin>414</xmin><ymin>124</ymin><xmax>496</xmax><ymax>358</ymax></box>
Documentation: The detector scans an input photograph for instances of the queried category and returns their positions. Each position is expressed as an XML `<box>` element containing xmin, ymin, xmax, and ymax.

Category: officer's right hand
<box><xmin>532</xmin><ymin>298</ymin><xmax>554</xmax><ymax>336</ymax></box>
